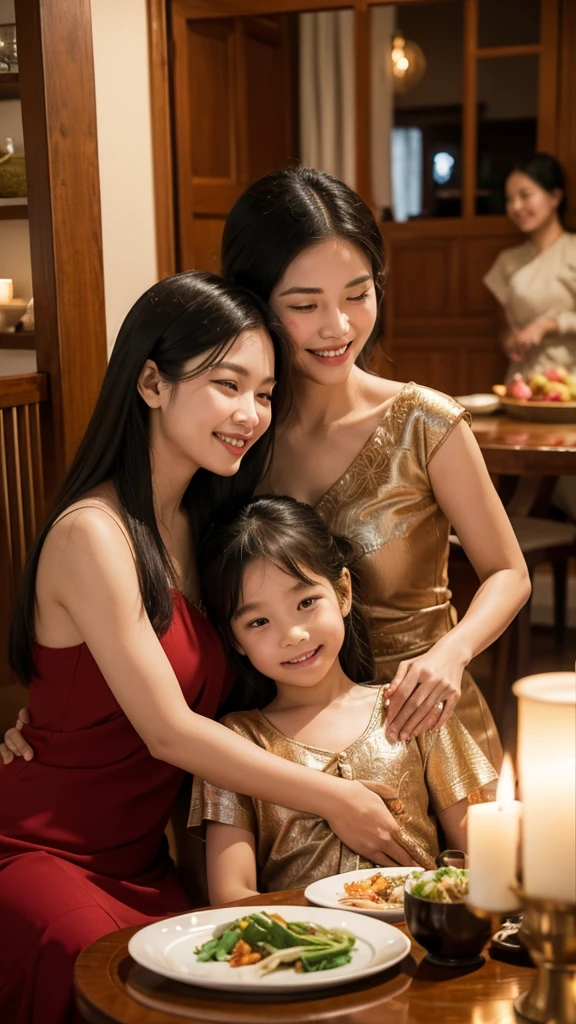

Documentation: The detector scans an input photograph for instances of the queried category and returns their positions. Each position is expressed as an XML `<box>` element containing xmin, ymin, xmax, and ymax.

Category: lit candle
<box><xmin>0</xmin><ymin>279</ymin><xmax>13</xmax><ymax>303</ymax></box>
<box><xmin>513</xmin><ymin>672</ymin><xmax>576</xmax><ymax>903</ymax></box>
<box><xmin>467</xmin><ymin>753</ymin><xmax>521</xmax><ymax>911</ymax></box>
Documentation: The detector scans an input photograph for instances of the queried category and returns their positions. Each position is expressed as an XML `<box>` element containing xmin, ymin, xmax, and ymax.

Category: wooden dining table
<box><xmin>74</xmin><ymin>887</ymin><xmax>535</xmax><ymax>1024</ymax></box>
<box><xmin>472</xmin><ymin>413</ymin><xmax>576</xmax><ymax>475</ymax></box>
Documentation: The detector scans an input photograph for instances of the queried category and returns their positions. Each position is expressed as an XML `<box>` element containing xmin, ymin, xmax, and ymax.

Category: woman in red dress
<box><xmin>0</xmin><ymin>272</ymin><xmax>410</xmax><ymax>1024</ymax></box>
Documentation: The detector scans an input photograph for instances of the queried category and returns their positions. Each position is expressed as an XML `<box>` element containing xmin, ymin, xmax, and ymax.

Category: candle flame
<box><xmin>496</xmin><ymin>753</ymin><xmax>515</xmax><ymax>807</ymax></box>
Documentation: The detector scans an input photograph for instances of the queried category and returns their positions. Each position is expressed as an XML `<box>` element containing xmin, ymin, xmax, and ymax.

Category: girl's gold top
<box><xmin>189</xmin><ymin>685</ymin><xmax>497</xmax><ymax>894</ymax></box>
<box><xmin>315</xmin><ymin>381</ymin><xmax>502</xmax><ymax>770</ymax></box>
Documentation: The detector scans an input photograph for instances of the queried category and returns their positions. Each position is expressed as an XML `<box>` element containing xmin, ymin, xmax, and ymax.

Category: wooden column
<box><xmin>15</xmin><ymin>0</ymin><xmax>108</xmax><ymax>493</ymax></box>
<box><xmin>353</xmin><ymin>2</ymin><xmax>373</xmax><ymax>204</ymax></box>
<box><xmin>148</xmin><ymin>0</ymin><xmax>177</xmax><ymax>280</ymax></box>
<box><xmin>462</xmin><ymin>0</ymin><xmax>477</xmax><ymax>220</ymax></box>
<box><xmin>558</xmin><ymin>0</ymin><xmax>576</xmax><ymax>229</ymax></box>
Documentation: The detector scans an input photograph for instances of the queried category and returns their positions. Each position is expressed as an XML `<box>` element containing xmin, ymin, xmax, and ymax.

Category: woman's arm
<box><xmin>437</xmin><ymin>798</ymin><xmax>468</xmax><ymax>852</ymax></box>
<box><xmin>205</xmin><ymin>822</ymin><xmax>259</xmax><ymax>904</ymax></box>
<box><xmin>509</xmin><ymin>317</ymin><xmax>558</xmax><ymax>360</ymax></box>
<box><xmin>386</xmin><ymin>421</ymin><xmax>530</xmax><ymax>740</ymax></box>
<box><xmin>21</xmin><ymin>508</ymin><xmax>415</xmax><ymax>868</ymax></box>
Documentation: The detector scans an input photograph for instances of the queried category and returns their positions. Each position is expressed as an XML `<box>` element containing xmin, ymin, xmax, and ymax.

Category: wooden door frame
<box><xmin>148</xmin><ymin>0</ymin><xmax>448</xmax><ymax>277</ymax></box>
<box><xmin>149</xmin><ymin>0</ymin><xmax>567</xmax><ymax>278</ymax></box>
<box><xmin>16</xmin><ymin>0</ymin><xmax>108</xmax><ymax>493</ymax></box>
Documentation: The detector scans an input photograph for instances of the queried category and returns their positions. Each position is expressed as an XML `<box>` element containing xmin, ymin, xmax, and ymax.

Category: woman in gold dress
<box><xmin>191</xmin><ymin>497</ymin><xmax>497</xmax><ymax>902</ymax></box>
<box><xmin>221</xmin><ymin>167</ymin><xmax>530</xmax><ymax>771</ymax></box>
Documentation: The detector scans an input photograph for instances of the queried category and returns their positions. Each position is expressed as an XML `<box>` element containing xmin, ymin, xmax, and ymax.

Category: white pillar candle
<box><xmin>467</xmin><ymin>753</ymin><xmax>521</xmax><ymax>911</ymax></box>
<box><xmin>0</xmin><ymin>279</ymin><xmax>13</xmax><ymax>303</ymax></box>
<box><xmin>513</xmin><ymin>673</ymin><xmax>576</xmax><ymax>903</ymax></box>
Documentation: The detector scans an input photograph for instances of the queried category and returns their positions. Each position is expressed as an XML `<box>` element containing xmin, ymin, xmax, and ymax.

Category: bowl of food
<box><xmin>455</xmin><ymin>393</ymin><xmax>501</xmax><ymax>416</ymax></box>
<box><xmin>493</xmin><ymin>369</ymin><xmax>576</xmax><ymax>422</ymax></box>
<box><xmin>404</xmin><ymin>867</ymin><xmax>491</xmax><ymax>967</ymax></box>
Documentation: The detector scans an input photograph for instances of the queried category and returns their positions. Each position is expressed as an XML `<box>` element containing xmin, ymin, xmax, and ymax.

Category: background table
<box><xmin>472</xmin><ymin>414</ymin><xmax>576</xmax><ymax>475</ymax></box>
<box><xmin>75</xmin><ymin>887</ymin><xmax>534</xmax><ymax>1024</ymax></box>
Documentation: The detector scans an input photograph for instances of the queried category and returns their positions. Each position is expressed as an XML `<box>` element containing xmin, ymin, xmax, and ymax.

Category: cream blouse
<box><xmin>484</xmin><ymin>231</ymin><xmax>576</xmax><ymax>378</ymax></box>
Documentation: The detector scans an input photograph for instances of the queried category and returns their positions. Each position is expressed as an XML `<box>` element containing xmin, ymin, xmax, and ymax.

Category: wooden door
<box><xmin>171</xmin><ymin>4</ymin><xmax>298</xmax><ymax>272</ymax></box>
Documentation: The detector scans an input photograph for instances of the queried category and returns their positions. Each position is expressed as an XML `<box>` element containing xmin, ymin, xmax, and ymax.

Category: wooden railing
<box><xmin>0</xmin><ymin>372</ymin><xmax>48</xmax><ymax>691</ymax></box>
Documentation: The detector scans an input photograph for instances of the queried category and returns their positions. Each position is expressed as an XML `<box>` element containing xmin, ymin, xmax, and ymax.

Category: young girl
<box><xmin>0</xmin><ymin>273</ymin><xmax>408</xmax><ymax>1024</ymax></box>
<box><xmin>191</xmin><ymin>496</ymin><xmax>498</xmax><ymax>905</ymax></box>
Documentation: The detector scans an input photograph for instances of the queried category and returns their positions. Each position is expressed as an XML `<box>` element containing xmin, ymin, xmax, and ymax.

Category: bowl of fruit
<box><xmin>493</xmin><ymin>368</ymin><xmax>576</xmax><ymax>422</ymax></box>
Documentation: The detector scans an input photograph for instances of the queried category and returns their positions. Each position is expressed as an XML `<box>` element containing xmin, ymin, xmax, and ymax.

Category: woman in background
<box><xmin>484</xmin><ymin>153</ymin><xmax>576</xmax><ymax>379</ymax></box>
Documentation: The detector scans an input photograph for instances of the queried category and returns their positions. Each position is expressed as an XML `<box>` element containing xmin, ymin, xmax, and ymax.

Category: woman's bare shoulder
<box><xmin>355</xmin><ymin>369</ymin><xmax>406</xmax><ymax>412</ymax></box>
<box><xmin>42</xmin><ymin>487</ymin><xmax>133</xmax><ymax>564</ymax></box>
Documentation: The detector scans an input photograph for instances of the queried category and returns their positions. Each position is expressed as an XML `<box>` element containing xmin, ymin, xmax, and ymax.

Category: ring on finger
<box><xmin>436</xmin><ymin>701</ymin><xmax>446</xmax><ymax>711</ymax></box>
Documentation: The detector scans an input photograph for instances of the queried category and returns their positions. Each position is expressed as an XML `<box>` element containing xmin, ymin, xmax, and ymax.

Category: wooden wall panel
<box><xmin>187</xmin><ymin>22</ymin><xmax>236</xmax><ymax>179</ymax></box>
<box><xmin>388</xmin><ymin>335</ymin><xmax>506</xmax><ymax>395</ymax></box>
<box><xmin>191</xmin><ymin>218</ymin><xmax>227</xmax><ymax>274</ymax></box>
<box><xmin>461</xmin><ymin>237</ymin><xmax>513</xmax><ymax>312</ymax></box>
<box><xmin>384</xmin><ymin>225</ymin><xmax>511</xmax><ymax>393</ymax></box>
<box><xmin>392</xmin><ymin>242</ymin><xmax>453</xmax><ymax>318</ymax></box>
<box><xmin>244</xmin><ymin>16</ymin><xmax>298</xmax><ymax>180</ymax></box>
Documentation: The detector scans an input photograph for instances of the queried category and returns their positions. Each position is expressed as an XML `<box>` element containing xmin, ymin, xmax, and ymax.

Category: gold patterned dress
<box><xmin>189</xmin><ymin>685</ymin><xmax>497</xmax><ymax>893</ymax></box>
<box><xmin>315</xmin><ymin>381</ymin><xmax>502</xmax><ymax>770</ymax></box>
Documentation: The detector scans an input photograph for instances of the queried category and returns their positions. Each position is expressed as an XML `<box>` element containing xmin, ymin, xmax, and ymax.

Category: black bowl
<box><xmin>404</xmin><ymin>871</ymin><xmax>491</xmax><ymax>967</ymax></box>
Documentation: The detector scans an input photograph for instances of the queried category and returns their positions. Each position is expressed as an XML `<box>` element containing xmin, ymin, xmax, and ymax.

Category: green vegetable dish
<box><xmin>409</xmin><ymin>867</ymin><xmax>470</xmax><ymax>903</ymax></box>
<box><xmin>195</xmin><ymin>911</ymin><xmax>357</xmax><ymax>975</ymax></box>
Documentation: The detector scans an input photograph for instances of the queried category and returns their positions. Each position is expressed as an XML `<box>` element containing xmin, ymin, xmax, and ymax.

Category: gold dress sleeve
<box><xmin>189</xmin><ymin>776</ymin><xmax>256</xmax><ymax>832</ymax></box>
<box><xmin>417</xmin><ymin>717</ymin><xmax>498</xmax><ymax>813</ymax></box>
<box><xmin>187</xmin><ymin>712</ymin><xmax>258</xmax><ymax>834</ymax></box>
<box><xmin>316</xmin><ymin>382</ymin><xmax>502</xmax><ymax>772</ymax></box>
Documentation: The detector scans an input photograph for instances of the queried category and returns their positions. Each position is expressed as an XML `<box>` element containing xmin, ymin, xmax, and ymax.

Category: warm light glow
<box><xmin>389</xmin><ymin>32</ymin><xmax>427</xmax><ymax>94</ymax></box>
<box><xmin>496</xmin><ymin>753</ymin><xmax>515</xmax><ymax>808</ymax></box>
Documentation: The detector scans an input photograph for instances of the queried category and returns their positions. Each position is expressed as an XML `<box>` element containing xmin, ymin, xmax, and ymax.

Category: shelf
<box><xmin>0</xmin><ymin>331</ymin><xmax>35</xmax><ymax>350</ymax></box>
<box><xmin>0</xmin><ymin>73</ymin><xmax>19</xmax><ymax>101</ymax></box>
<box><xmin>0</xmin><ymin>202</ymin><xmax>28</xmax><ymax>220</ymax></box>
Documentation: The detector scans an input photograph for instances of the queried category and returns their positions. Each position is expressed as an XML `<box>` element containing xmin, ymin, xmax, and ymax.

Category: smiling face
<box><xmin>231</xmin><ymin>558</ymin><xmax>351</xmax><ymax>688</ymax></box>
<box><xmin>139</xmin><ymin>328</ymin><xmax>276</xmax><ymax>479</ymax></box>
<box><xmin>269</xmin><ymin>239</ymin><xmax>378</xmax><ymax>385</ymax></box>
<box><xmin>505</xmin><ymin>171</ymin><xmax>562</xmax><ymax>235</ymax></box>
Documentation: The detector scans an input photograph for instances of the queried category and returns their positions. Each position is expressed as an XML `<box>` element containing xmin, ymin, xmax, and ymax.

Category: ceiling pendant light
<box><xmin>390</xmin><ymin>33</ymin><xmax>427</xmax><ymax>94</ymax></box>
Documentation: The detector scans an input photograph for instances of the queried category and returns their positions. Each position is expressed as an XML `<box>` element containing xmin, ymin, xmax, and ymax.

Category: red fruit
<box><xmin>544</xmin><ymin>391</ymin><xmax>563</xmax><ymax>402</ymax></box>
<box><xmin>543</xmin><ymin>369</ymin><xmax>566</xmax><ymax>383</ymax></box>
<box><xmin>507</xmin><ymin>378</ymin><xmax>533</xmax><ymax>400</ymax></box>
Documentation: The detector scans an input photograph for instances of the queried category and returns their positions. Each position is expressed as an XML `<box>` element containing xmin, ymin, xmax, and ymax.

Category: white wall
<box><xmin>91</xmin><ymin>0</ymin><xmax>158</xmax><ymax>352</ymax></box>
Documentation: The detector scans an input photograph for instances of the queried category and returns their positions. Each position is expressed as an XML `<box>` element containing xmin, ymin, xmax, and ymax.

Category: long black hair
<box><xmin>10</xmin><ymin>272</ymin><xmax>290</xmax><ymax>683</ymax></box>
<box><xmin>200</xmin><ymin>495</ymin><xmax>375</xmax><ymax>712</ymax></box>
<box><xmin>221</xmin><ymin>166</ymin><xmax>386</xmax><ymax>369</ymax></box>
<box><xmin>508</xmin><ymin>152</ymin><xmax>567</xmax><ymax>222</ymax></box>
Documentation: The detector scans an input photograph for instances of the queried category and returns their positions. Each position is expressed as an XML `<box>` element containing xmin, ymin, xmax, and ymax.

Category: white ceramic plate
<box><xmin>305</xmin><ymin>867</ymin><xmax>424</xmax><ymax>922</ymax></box>
<box><xmin>127</xmin><ymin>904</ymin><xmax>410</xmax><ymax>993</ymax></box>
<box><xmin>455</xmin><ymin>393</ymin><xmax>501</xmax><ymax>415</ymax></box>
